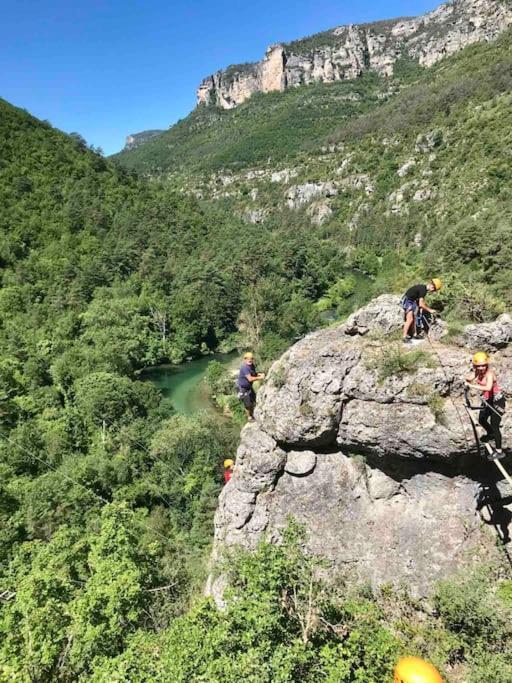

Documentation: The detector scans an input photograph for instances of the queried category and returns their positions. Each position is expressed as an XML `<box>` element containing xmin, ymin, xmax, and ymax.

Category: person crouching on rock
<box><xmin>237</xmin><ymin>352</ymin><xmax>265</xmax><ymax>422</ymax></box>
<box><xmin>223</xmin><ymin>459</ymin><xmax>234</xmax><ymax>484</ymax></box>
<box><xmin>466</xmin><ymin>351</ymin><xmax>506</xmax><ymax>460</ymax></box>
<box><xmin>401</xmin><ymin>278</ymin><xmax>442</xmax><ymax>344</ymax></box>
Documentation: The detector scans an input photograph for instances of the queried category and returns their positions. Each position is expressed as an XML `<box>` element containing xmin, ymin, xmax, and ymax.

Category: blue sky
<box><xmin>1</xmin><ymin>0</ymin><xmax>439</xmax><ymax>154</ymax></box>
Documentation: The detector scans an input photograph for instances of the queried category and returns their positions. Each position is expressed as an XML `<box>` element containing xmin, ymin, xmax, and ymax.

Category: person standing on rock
<box><xmin>401</xmin><ymin>278</ymin><xmax>442</xmax><ymax>344</ymax></box>
<box><xmin>237</xmin><ymin>352</ymin><xmax>265</xmax><ymax>422</ymax></box>
<box><xmin>465</xmin><ymin>351</ymin><xmax>506</xmax><ymax>460</ymax></box>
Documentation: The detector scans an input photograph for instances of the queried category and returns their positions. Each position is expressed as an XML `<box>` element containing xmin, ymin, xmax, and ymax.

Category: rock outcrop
<box><xmin>209</xmin><ymin>295</ymin><xmax>512</xmax><ymax>602</ymax></box>
<box><xmin>197</xmin><ymin>0</ymin><xmax>512</xmax><ymax>109</ymax></box>
<box><xmin>124</xmin><ymin>130</ymin><xmax>164</xmax><ymax>151</ymax></box>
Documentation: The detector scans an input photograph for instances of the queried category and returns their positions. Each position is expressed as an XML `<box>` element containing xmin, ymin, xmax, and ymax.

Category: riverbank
<box><xmin>141</xmin><ymin>352</ymin><xmax>237</xmax><ymax>416</ymax></box>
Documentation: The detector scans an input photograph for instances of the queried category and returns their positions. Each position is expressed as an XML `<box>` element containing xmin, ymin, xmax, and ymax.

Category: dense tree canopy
<box><xmin>1</xmin><ymin>29</ymin><xmax>512</xmax><ymax>681</ymax></box>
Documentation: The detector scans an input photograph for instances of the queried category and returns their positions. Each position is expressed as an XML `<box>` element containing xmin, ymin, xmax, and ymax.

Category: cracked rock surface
<box><xmin>208</xmin><ymin>295</ymin><xmax>512</xmax><ymax>602</ymax></box>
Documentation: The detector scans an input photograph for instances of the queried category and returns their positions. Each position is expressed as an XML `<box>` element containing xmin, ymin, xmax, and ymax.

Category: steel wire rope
<box><xmin>0</xmin><ymin>427</ymin><xmax>176</xmax><ymax>549</ymax></box>
<box><xmin>84</xmin><ymin>409</ymin><xmax>173</xmax><ymax>509</ymax></box>
<box><xmin>422</xmin><ymin>314</ymin><xmax>506</xmax><ymax>421</ymax></box>
<box><xmin>88</xmin><ymin>404</ymin><xmax>222</xmax><ymax>509</ymax></box>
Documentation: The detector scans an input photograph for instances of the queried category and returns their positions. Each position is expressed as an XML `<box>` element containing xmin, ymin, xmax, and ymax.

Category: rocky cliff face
<box><xmin>124</xmin><ymin>130</ymin><xmax>164</xmax><ymax>151</ymax></box>
<box><xmin>208</xmin><ymin>296</ymin><xmax>512</xmax><ymax>602</ymax></box>
<box><xmin>197</xmin><ymin>0</ymin><xmax>512</xmax><ymax>109</ymax></box>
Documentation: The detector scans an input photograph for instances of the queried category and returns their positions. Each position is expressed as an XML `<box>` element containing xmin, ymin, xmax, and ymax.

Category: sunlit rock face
<box><xmin>197</xmin><ymin>0</ymin><xmax>512</xmax><ymax>109</ymax></box>
<box><xmin>208</xmin><ymin>295</ymin><xmax>512</xmax><ymax>603</ymax></box>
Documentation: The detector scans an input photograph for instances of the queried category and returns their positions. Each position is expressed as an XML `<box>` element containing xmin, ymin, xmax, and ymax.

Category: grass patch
<box><xmin>406</xmin><ymin>382</ymin><xmax>432</xmax><ymax>399</ymax></box>
<box><xmin>270</xmin><ymin>365</ymin><xmax>287</xmax><ymax>388</ymax></box>
<box><xmin>428</xmin><ymin>393</ymin><xmax>447</xmax><ymax>425</ymax></box>
<box><xmin>374</xmin><ymin>348</ymin><xmax>436</xmax><ymax>381</ymax></box>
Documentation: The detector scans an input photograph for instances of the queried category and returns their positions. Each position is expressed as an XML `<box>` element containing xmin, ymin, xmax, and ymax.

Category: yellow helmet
<box><xmin>472</xmin><ymin>351</ymin><xmax>489</xmax><ymax>367</ymax></box>
<box><xmin>431</xmin><ymin>278</ymin><xmax>442</xmax><ymax>291</ymax></box>
<box><xmin>243</xmin><ymin>352</ymin><xmax>254</xmax><ymax>360</ymax></box>
<box><xmin>394</xmin><ymin>656</ymin><xmax>443</xmax><ymax>683</ymax></box>
<box><xmin>223</xmin><ymin>459</ymin><xmax>234</xmax><ymax>469</ymax></box>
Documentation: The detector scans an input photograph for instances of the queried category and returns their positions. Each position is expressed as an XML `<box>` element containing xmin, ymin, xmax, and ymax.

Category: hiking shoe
<box><xmin>488</xmin><ymin>450</ymin><xmax>505</xmax><ymax>461</ymax></box>
<box><xmin>403</xmin><ymin>338</ymin><xmax>413</xmax><ymax>345</ymax></box>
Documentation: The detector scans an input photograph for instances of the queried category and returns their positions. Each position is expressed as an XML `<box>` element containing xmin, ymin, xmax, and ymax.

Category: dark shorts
<box><xmin>239</xmin><ymin>389</ymin><xmax>256</xmax><ymax>409</ymax></box>
<box><xmin>402</xmin><ymin>298</ymin><xmax>418</xmax><ymax>317</ymax></box>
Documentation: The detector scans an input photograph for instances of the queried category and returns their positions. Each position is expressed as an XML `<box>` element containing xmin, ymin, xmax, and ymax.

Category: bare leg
<box><xmin>402</xmin><ymin>310</ymin><xmax>415</xmax><ymax>339</ymax></box>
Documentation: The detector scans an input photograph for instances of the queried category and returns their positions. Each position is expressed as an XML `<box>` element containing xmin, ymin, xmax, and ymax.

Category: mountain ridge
<box><xmin>197</xmin><ymin>0</ymin><xmax>512</xmax><ymax>109</ymax></box>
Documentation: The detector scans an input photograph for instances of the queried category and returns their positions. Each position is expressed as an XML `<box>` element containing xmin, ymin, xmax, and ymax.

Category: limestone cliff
<box><xmin>208</xmin><ymin>296</ymin><xmax>512</xmax><ymax>601</ymax></box>
<box><xmin>197</xmin><ymin>0</ymin><xmax>512</xmax><ymax>109</ymax></box>
<box><xmin>124</xmin><ymin>130</ymin><xmax>164</xmax><ymax>151</ymax></box>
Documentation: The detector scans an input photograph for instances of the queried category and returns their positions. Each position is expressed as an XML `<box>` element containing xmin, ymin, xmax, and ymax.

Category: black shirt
<box><xmin>404</xmin><ymin>284</ymin><xmax>427</xmax><ymax>302</ymax></box>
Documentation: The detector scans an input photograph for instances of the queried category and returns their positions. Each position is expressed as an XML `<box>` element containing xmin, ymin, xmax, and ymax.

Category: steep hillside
<box><xmin>115</xmin><ymin>32</ymin><xmax>512</xmax><ymax>321</ymax></box>
<box><xmin>112</xmin><ymin>72</ymin><xmax>393</xmax><ymax>173</ymax></box>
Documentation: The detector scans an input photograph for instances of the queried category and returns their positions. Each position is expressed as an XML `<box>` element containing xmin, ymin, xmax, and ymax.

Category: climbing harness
<box><xmin>463</xmin><ymin>388</ymin><xmax>512</xmax><ymax>487</ymax></box>
<box><xmin>463</xmin><ymin>387</ymin><xmax>483</xmax><ymax>459</ymax></box>
<box><xmin>420</xmin><ymin>313</ymin><xmax>510</xmax><ymax>479</ymax></box>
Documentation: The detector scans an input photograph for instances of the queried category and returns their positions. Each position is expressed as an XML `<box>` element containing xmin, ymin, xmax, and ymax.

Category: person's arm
<box><xmin>418</xmin><ymin>297</ymin><xmax>437</xmax><ymax>315</ymax></box>
<box><xmin>466</xmin><ymin>371</ymin><xmax>494</xmax><ymax>392</ymax></box>
<box><xmin>245</xmin><ymin>371</ymin><xmax>266</xmax><ymax>383</ymax></box>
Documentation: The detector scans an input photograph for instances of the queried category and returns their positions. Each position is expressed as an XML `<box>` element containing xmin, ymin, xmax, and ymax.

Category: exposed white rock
<box><xmin>197</xmin><ymin>0</ymin><xmax>512</xmax><ymax>109</ymax></box>
<box><xmin>286</xmin><ymin>182</ymin><xmax>338</xmax><ymax>209</ymax></box>
<box><xmin>464</xmin><ymin>314</ymin><xmax>512</xmax><ymax>351</ymax></box>
<box><xmin>415</xmin><ymin>130</ymin><xmax>443</xmax><ymax>153</ymax></box>
<box><xmin>285</xmin><ymin>451</ymin><xmax>317</xmax><ymax>476</ymax></box>
<box><xmin>397</xmin><ymin>159</ymin><xmax>416</xmax><ymax>177</ymax></box>
<box><xmin>413</xmin><ymin>187</ymin><xmax>436</xmax><ymax>202</ymax></box>
<box><xmin>307</xmin><ymin>201</ymin><xmax>333</xmax><ymax>225</ymax></box>
<box><xmin>244</xmin><ymin>209</ymin><xmax>267</xmax><ymax>224</ymax></box>
<box><xmin>339</xmin><ymin>174</ymin><xmax>375</xmax><ymax>194</ymax></box>
<box><xmin>270</xmin><ymin>168</ymin><xmax>298</xmax><ymax>183</ymax></box>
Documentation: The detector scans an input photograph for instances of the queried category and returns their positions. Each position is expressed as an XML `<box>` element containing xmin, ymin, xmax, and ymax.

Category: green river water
<box><xmin>143</xmin><ymin>273</ymin><xmax>372</xmax><ymax>416</ymax></box>
<box><xmin>142</xmin><ymin>353</ymin><xmax>237</xmax><ymax>416</ymax></box>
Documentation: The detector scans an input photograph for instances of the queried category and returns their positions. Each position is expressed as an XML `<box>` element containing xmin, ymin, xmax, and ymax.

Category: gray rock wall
<box><xmin>209</xmin><ymin>295</ymin><xmax>512</xmax><ymax>602</ymax></box>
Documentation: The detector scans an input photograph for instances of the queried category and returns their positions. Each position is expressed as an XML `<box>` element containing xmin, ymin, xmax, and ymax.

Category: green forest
<box><xmin>1</xmin><ymin>26</ymin><xmax>512</xmax><ymax>683</ymax></box>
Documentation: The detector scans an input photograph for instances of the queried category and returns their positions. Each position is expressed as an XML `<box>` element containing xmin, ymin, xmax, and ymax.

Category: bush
<box><xmin>374</xmin><ymin>348</ymin><xmax>435</xmax><ymax>381</ymax></box>
<box><xmin>428</xmin><ymin>393</ymin><xmax>447</xmax><ymax>425</ymax></box>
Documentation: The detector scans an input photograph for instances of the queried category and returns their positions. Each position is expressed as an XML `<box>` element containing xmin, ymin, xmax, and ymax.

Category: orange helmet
<box><xmin>394</xmin><ymin>656</ymin><xmax>443</xmax><ymax>683</ymax></box>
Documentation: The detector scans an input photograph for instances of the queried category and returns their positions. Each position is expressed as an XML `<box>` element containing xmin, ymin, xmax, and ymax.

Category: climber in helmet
<box><xmin>401</xmin><ymin>278</ymin><xmax>442</xmax><ymax>344</ymax></box>
<box><xmin>394</xmin><ymin>656</ymin><xmax>443</xmax><ymax>683</ymax></box>
<box><xmin>237</xmin><ymin>352</ymin><xmax>265</xmax><ymax>422</ymax></box>
<box><xmin>466</xmin><ymin>351</ymin><xmax>506</xmax><ymax>460</ymax></box>
<box><xmin>223</xmin><ymin>459</ymin><xmax>234</xmax><ymax>484</ymax></box>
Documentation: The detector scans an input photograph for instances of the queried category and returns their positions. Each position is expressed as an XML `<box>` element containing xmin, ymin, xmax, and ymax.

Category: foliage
<box><xmin>373</xmin><ymin>347</ymin><xmax>436</xmax><ymax>381</ymax></box>
<box><xmin>428</xmin><ymin>393</ymin><xmax>447</xmax><ymax>424</ymax></box>
<box><xmin>93</xmin><ymin>523</ymin><xmax>401</xmax><ymax>682</ymax></box>
<box><xmin>2</xmin><ymin>24</ymin><xmax>512</xmax><ymax>683</ymax></box>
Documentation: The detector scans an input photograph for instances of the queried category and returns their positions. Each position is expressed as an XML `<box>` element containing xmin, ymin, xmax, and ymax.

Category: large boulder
<box><xmin>344</xmin><ymin>293</ymin><xmax>447</xmax><ymax>340</ymax></box>
<box><xmin>344</xmin><ymin>294</ymin><xmax>403</xmax><ymax>336</ymax></box>
<box><xmin>255</xmin><ymin>327</ymin><xmax>361</xmax><ymax>446</ymax></box>
<box><xmin>209</xmin><ymin>301</ymin><xmax>512</xmax><ymax>601</ymax></box>
<box><xmin>464</xmin><ymin>314</ymin><xmax>512</xmax><ymax>351</ymax></box>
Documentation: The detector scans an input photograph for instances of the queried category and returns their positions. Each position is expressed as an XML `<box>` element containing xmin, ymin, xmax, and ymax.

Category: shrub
<box><xmin>374</xmin><ymin>348</ymin><xmax>436</xmax><ymax>381</ymax></box>
<box><xmin>428</xmin><ymin>393</ymin><xmax>447</xmax><ymax>424</ymax></box>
